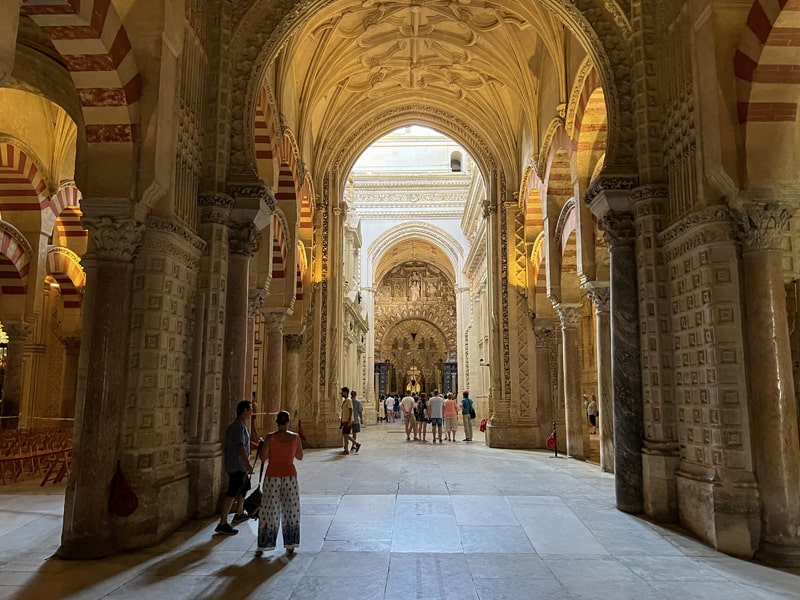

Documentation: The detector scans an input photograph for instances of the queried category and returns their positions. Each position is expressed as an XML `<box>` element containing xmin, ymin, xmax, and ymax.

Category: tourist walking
<box><xmin>340</xmin><ymin>386</ymin><xmax>360</xmax><ymax>455</ymax></box>
<box><xmin>256</xmin><ymin>410</ymin><xmax>303</xmax><ymax>556</ymax></box>
<box><xmin>415</xmin><ymin>393</ymin><xmax>429</xmax><ymax>442</ymax></box>
<box><xmin>385</xmin><ymin>395</ymin><xmax>395</xmax><ymax>423</ymax></box>
<box><xmin>215</xmin><ymin>400</ymin><xmax>254</xmax><ymax>536</ymax></box>
<box><xmin>461</xmin><ymin>391</ymin><xmax>474</xmax><ymax>441</ymax></box>
<box><xmin>350</xmin><ymin>390</ymin><xmax>363</xmax><ymax>452</ymax></box>
<box><xmin>587</xmin><ymin>394</ymin><xmax>598</xmax><ymax>435</ymax></box>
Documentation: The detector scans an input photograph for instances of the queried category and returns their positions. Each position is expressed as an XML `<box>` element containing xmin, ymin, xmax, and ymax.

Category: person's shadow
<box><xmin>199</xmin><ymin>553</ymin><xmax>293</xmax><ymax>600</ymax></box>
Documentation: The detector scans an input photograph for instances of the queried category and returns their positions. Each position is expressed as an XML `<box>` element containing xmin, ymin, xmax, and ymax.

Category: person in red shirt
<box><xmin>256</xmin><ymin>410</ymin><xmax>303</xmax><ymax>556</ymax></box>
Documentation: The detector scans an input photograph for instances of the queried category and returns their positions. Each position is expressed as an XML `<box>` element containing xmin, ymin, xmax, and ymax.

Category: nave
<box><xmin>0</xmin><ymin>425</ymin><xmax>796</xmax><ymax>600</ymax></box>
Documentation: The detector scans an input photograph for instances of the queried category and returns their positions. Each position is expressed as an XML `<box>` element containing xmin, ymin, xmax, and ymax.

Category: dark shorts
<box><xmin>341</xmin><ymin>422</ymin><xmax>352</xmax><ymax>435</ymax></box>
<box><xmin>226</xmin><ymin>470</ymin><xmax>249</xmax><ymax>498</ymax></box>
<box><xmin>430</xmin><ymin>417</ymin><xmax>443</xmax><ymax>427</ymax></box>
<box><xmin>589</xmin><ymin>415</ymin><xmax>597</xmax><ymax>426</ymax></box>
<box><xmin>352</xmin><ymin>422</ymin><xmax>361</xmax><ymax>433</ymax></box>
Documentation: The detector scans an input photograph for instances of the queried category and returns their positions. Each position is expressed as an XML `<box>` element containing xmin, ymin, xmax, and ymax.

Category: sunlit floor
<box><xmin>1</xmin><ymin>424</ymin><xmax>798</xmax><ymax>600</ymax></box>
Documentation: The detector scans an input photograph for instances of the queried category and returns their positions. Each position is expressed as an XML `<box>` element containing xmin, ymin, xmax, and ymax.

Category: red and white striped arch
<box><xmin>52</xmin><ymin>183</ymin><xmax>88</xmax><ymax>248</ymax></box>
<box><xmin>735</xmin><ymin>0</ymin><xmax>800</xmax><ymax>123</ymax></box>
<box><xmin>0</xmin><ymin>143</ymin><xmax>50</xmax><ymax>213</ymax></box>
<box><xmin>21</xmin><ymin>0</ymin><xmax>141</xmax><ymax>143</ymax></box>
<box><xmin>46</xmin><ymin>247</ymin><xmax>85</xmax><ymax>308</ymax></box>
<box><xmin>254</xmin><ymin>87</ymin><xmax>278</xmax><ymax>183</ymax></box>
<box><xmin>530</xmin><ymin>233</ymin><xmax>547</xmax><ymax>296</ymax></box>
<box><xmin>298</xmin><ymin>176</ymin><xmax>314</xmax><ymax>237</ymax></box>
<box><xmin>271</xmin><ymin>213</ymin><xmax>287</xmax><ymax>279</ymax></box>
<box><xmin>295</xmin><ymin>245</ymin><xmax>306</xmax><ymax>302</ymax></box>
<box><xmin>569</xmin><ymin>64</ymin><xmax>607</xmax><ymax>186</ymax></box>
<box><xmin>521</xmin><ymin>167</ymin><xmax>544</xmax><ymax>242</ymax></box>
<box><xmin>275</xmin><ymin>162</ymin><xmax>297</xmax><ymax>204</ymax></box>
<box><xmin>0</xmin><ymin>226</ymin><xmax>32</xmax><ymax>295</ymax></box>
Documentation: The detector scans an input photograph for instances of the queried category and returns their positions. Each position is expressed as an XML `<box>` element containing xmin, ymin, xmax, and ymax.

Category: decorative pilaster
<box><xmin>598</xmin><ymin>210</ymin><xmax>644</xmax><ymax>514</ymax></box>
<box><xmin>0</xmin><ymin>322</ymin><xmax>32</xmax><ymax>430</ymax></box>
<box><xmin>60</xmin><ymin>215</ymin><xmax>143</xmax><ymax>559</ymax></box>
<box><xmin>246</xmin><ymin>289</ymin><xmax>266</xmax><ymax>407</ymax></box>
<box><xmin>284</xmin><ymin>334</ymin><xmax>304</xmax><ymax>422</ymax></box>
<box><xmin>534</xmin><ymin>323</ymin><xmax>561</xmax><ymax>450</ymax></box>
<box><xmin>556</xmin><ymin>303</ymin><xmax>586</xmax><ymax>460</ymax></box>
<box><xmin>584</xmin><ymin>284</ymin><xmax>613</xmax><ymax>472</ymax></box>
<box><xmin>263</xmin><ymin>311</ymin><xmax>286</xmax><ymax>415</ymax></box>
<box><xmin>734</xmin><ymin>202</ymin><xmax>800</xmax><ymax>567</ymax></box>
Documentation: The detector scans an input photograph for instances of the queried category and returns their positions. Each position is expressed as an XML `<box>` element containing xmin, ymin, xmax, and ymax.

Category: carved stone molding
<box><xmin>0</xmin><ymin>221</ymin><xmax>33</xmax><ymax>259</ymax></box>
<box><xmin>3</xmin><ymin>321</ymin><xmax>33</xmax><ymax>341</ymax></box>
<box><xmin>554</xmin><ymin>198</ymin><xmax>577</xmax><ymax>246</ymax></box>
<box><xmin>631</xmin><ymin>184</ymin><xmax>668</xmax><ymax>219</ymax></box>
<box><xmin>555</xmin><ymin>304</ymin><xmax>583</xmax><ymax>329</ymax></box>
<box><xmin>227</xmin><ymin>180</ymin><xmax>275</xmax><ymax>212</ymax></box>
<box><xmin>598</xmin><ymin>210</ymin><xmax>636</xmax><ymax>249</ymax></box>
<box><xmin>198</xmin><ymin>192</ymin><xmax>234</xmax><ymax>225</ymax></box>
<box><xmin>264</xmin><ymin>311</ymin><xmax>286</xmax><ymax>331</ymax></box>
<box><xmin>146</xmin><ymin>215</ymin><xmax>206</xmax><ymax>252</ymax></box>
<box><xmin>584</xmin><ymin>175</ymin><xmax>638</xmax><ymax>207</ymax></box>
<box><xmin>228</xmin><ymin>223</ymin><xmax>260</xmax><ymax>257</ymax></box>
<box><xmin>534</xmin><ymin>326</ymin><xmax>558</xmax><ymax>348</ymax></box>
<box><xmin>660</xmin><ymin>206</ymin><xmax>736</xmax><ymax>262</ymax></box>
<box><xmin>582</xmin><ymin>283</ymin><xmax>610</xmax><ymax>313</ymax></box>
<box><xmin>284</xmin><ymin>334</ymin><xmax>303</xmax><ymax>351</ymax></box>
<box><xmin>733</xmin><ymin>202</ymin><xmax>794</xmax><ymax>253</ymax></box>
<box><xmin>82</xmin><ymin>216</ymin><xmax>144</xmax><ymax>262</ymax></box>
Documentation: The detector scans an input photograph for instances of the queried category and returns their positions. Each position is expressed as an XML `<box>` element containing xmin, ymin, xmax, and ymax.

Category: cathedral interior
<box><xmin>1</xmin><ymin>0</ymin><xmax>800</xmax><ymax>576</ymax></box>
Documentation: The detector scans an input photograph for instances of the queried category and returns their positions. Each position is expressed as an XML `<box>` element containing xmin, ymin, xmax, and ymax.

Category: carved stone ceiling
<box><xmin>277</xmin><ymin>0</ymin><xmax>567</xmax><ymax>170</ymax></box>
<box><xmin>374</xmin><ymin>239</ymin><xmax>454</xmax><ymax>285</ymax></box>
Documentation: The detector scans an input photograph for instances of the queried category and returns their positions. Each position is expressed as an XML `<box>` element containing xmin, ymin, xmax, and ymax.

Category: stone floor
<box><xmin>1</xmin><ymin>424</ymin><xmax>798</xmax><ymax>599</ymax></box>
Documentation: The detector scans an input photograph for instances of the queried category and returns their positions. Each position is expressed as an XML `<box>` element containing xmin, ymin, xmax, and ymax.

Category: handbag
<box><xmin>469</xmin><ymin>407</ymin><xmax>476</xmax><ymax>420</ymax></box>
<box><xmin>243</xmin><ymin>453</ymin><xmax>265</xmax><ymax>518</ymax></box>
<box><xmin>479</xmin><ymin>418</ymin><xmax>487</xmax><ymax>432</ymax></box>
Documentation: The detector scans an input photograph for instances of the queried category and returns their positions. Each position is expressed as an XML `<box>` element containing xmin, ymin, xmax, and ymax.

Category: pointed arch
<box><xmin>0</xmin><ymin>143</ymin><xmax>50</xmax><ymax>213</ymax></box>
<box><xmin>254</xmin><ymin>86</ymin><xmax>279</xmax><ymax>186</ymax></box>
<box><xmin>270</xmin><ymin>212</ymin><xmax>288</xmax><ymax>280</ymax></box>
<box><xmin>0</xmin><ymin>222</ymin><xmax>33</xmax><ymax>295</ymax></box>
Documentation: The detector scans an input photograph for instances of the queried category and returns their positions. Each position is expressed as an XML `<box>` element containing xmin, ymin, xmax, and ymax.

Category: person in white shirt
<box><xmin>384</xmin><ymin>395</ymin><xmax>395</xmax><ymax>423</ymax></box>
<box><xmin>400</xmin><ymin>393</ymin><xmax>417</xmax><ymax>440</ymax></box>
<box><xmin>427</xmin><ymin>390</ymin><xmax>445</xmax><ymax>443</ymax></box>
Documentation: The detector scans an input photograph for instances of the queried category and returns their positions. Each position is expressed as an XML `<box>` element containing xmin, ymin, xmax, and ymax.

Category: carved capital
<box><xmin>598</xmin><ymin>211</ymin><xmax>636</xmax><ymax>249</ymax></box>
<box><xmin>555</xmin><ymin>304</ymin><xmax>583</xmax><ymax>329</ymax></box>
<box><xmin>199</xmin><ymin>192</ymin><xmax>234</xmax><ymax>225</ymax></box>
<box><xmin>227</xmin><ymin>180</ymin><xmax>275</xmax><ymax>212</ymax></box>
<box><xmin>2</xmin><ymin>321</ymin><xmax>32</xmax><ymax>342</ymax></box>
<box><xmin>584</xmin><ymin>175</ymin><xmax>638</xmax><ymax>207</ymax></box>
<box><xmin>248</xmin><ymin>289</ymin><xmax>267</xmax><ymax>317</ymax></box>
<box><xmin>733</xmin><ymin>202</ymin><xmax>794</xmax><ymax>253</ymax></box>
<box><xmin>482</xmin><ymin>199</ymin><xmax>496</xmax><ymax>218</ymax></box>
<box><xmin>264</xmin><ymin>311</ymin><xmax>286</xmax><ymax>331</ymax></box>
<box><xmin>582</xmin><ymin>283</ymin><xmax>610</xmax><ymax>313</ymax></box>
<box><xmin>534</xmin><ymin>326</ymin><xmax>557</xmax><ymax>347</ymax></box>
<box><xmin>228</xmin><ymin>223</ymin><xmax>260</xmax><ymax>256</ymax></box>
<box><xmin>284</xmin><ymin>334</ymin><xmax>303</xmax><ymax>351</ymax></box>
<box><xmin>82</xmin><ymin>216</ymin><xmax>144</xmax><ymax>262</ymax></box>
<box><xmin>60</xmin><ymin>335</ymin><xmax>82</xmax><ymax>354</ymax></box>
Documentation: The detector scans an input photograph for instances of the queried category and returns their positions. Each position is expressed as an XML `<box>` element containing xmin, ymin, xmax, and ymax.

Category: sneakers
<box><xmin>353</xmin><ymin>443</ymin><xmax>361</xmax><ymax>453</ymax></box>
<box><xmin>215</xmin><ymin>523</ymin><xmax>238</xmax><ymax>536</ymax></box>
<box><xmin>231</xmin><ymin>512</ymin><xmax>250</xmax><ymax>526</ymax></box>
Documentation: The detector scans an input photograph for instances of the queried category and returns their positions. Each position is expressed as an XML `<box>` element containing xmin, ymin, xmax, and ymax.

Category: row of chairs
<box><xmin>0</xmin><ymin>428</ymin><xmax>72</xmax><ymax>486</ymax></box>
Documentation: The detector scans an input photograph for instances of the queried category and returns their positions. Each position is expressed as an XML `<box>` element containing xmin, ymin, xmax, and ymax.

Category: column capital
<box><xmin>248</xmin><ymin>289</ymin><xmax>267</xmax><ymax>317</ymax></box>
<box><xmin>198</xmin><ymin>192</ymin><xmax>234</xmax><ymax>225</ymax></box>
<box><xmin>228</xmin><ymin>223</ymin><xmax>260</xmax><ymax>256</ymax></box>
<box><xmin>534</xmin><ymin>325</ymin><xmax>558</xmax><ymax>347</ymax></box>
<box><xmin>555</xmin><ymin>304</ymin><xmax>583</xmax><ymax>329</ymax></box>
<box><xmin>733</xmin><ymin>202</ymin><xmax>794</xmax><ymax>253</ymax></box>
<box><xmin>82</xmin><ymin>216</ymin><xmax>144</xmax><ymax>262</ymax></box>
<box><xmin>284</xmin><ymin>334</ymin><xmax>303</xmax><ymax>351</ymax></box>
<box><xmin>264</xmin><ymin>311</ymin><xmax>286</xmax><ymax>331</ymax></box>
<box><xmin>482</xmin><ymin>199</ymin><xmax>497</xmax><ymax>218</ymax></box>
<box><xmin>582</xmin><ymin>283</ymin><xmax>610</xmax><ymax>314</ymax></box>
<box><xmin>2</xmin><ymin>321</ymin><xmax>32</xmax><ymax>341</ymax></box>
<box><xmin>598</xmin><ymin>210</ymin><xmax>636</xmax><ymax>249</ymax></box>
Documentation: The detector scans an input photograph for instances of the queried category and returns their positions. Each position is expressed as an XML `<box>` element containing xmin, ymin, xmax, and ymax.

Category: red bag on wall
<box><xmin>479</xmin><ymin>418</ymin><xmax>488</xmax><ymax>432</ymax></box>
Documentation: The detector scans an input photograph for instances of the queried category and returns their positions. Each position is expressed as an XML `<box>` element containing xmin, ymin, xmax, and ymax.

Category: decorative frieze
<box><xmin>82</xmin><ymin>216</ymin><xmax>145</xmax><ymax>262</ymax></box>
<box><xmin>198</xmin><ymin>193</ymin><xmax>234</xmax><ymax>225</ymax></box>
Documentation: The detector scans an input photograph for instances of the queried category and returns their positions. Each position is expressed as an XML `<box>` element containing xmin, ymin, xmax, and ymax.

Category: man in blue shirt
<box><xmin>215</xmin><ymin>400</ymin><xmax>254</xmax><ymax>536</ymax></box>
<box><xmin>461</xmin><ymin>391</ymin><xmax>474</xmax><ymax>442</ymax></box>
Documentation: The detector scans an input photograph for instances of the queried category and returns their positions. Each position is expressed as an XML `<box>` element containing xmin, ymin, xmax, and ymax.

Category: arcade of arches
<box><xmin>1</xmin><ymin>0</ymin><xmax>800</xmax><ymax>569</ymax></box>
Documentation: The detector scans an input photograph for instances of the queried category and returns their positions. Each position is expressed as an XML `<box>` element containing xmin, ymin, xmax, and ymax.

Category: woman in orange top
<box><xmin>256</xmin><ymin>410</ymin><xmax>303</xmax><ymax>555</ymax></box>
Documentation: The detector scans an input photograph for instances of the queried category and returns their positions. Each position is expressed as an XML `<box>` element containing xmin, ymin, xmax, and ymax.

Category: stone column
<box><xmin>0</xmin><ymin>321</ymin><xmax>32</xmax><ymax>429</ymax></box>
<box><xmin>534</xmin><ymin>323</ymin><xmax>559</xmax><ymax>448</ymax></box>
<box><xmin>599</xmin><ymin>211</ymin><xmax>644</xmax><ymax>514</ymax></box>
<box><xmin>263</xmin><ymin>311</ymin><xmax>286</xmax><ymax>416</ymax></box>
<box><xmin>284</xmin><ymin>334</ymin><xmax>303</xmax><ymax>421</ymax></box>
<box><xmin>556</xmin><ymin>304</ymin><xmax>586</xmax><ymax>460</ymax></box>
<box><xmin>60</xmin><ymin>336</ymin><xmax>81</xmax><ymax>421</ymax></box>
<box><xmin>246</xmin><ymin>289</ymin><xmax>265</xmax><ymax>393</ymax></box>
<box><xmin>735</xmin><ymin>202</ymin><xmax>800</xmax><ymax>567</ymax></box>
<box><xmin>585</xmin><ymin>285</ymin><xmax>614</xmax><ymax>472</ymax></box>
<box><xmin>0</xmin><ymin>1</ymin><xmax>21</xmax><ymax>86</ymax></box>
<box><xmin>60</xmin><ymin>216</ymin><xmax>143</xmax><ymax>559</ymax></box>
<box><xmin>220</xmin><ymin>223</ymin><xmax>258</xmax><ymax>428</ymax></box>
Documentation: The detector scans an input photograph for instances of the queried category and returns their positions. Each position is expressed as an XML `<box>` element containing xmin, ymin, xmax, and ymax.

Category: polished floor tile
<box><xmin>0</xmin><ymin>424</ymin><xmax>797</xmax><ymax>599</ymax></box>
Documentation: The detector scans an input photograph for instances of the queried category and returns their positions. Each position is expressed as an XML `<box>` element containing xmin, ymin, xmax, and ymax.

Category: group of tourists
<box><xmin>394</xmin><ymin>390</ymin><xmax>475</xmax><ymax>442</ymax></box>
<box><xmin>216</xmin><ymin>400</ymin><xmax>303</xmax><ymax>557</ymax></box>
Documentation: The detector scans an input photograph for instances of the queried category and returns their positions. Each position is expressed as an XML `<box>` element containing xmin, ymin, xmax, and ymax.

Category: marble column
<box><xmin>534</xmin><ymin>324</ymin><xmax>558</xmax><ymax>447</ymax></box>
<box><xmin>735</xmin><ymin>202</ymin><xmax>800</xmax><ymax>567</ymax></box>
<box><xmin>284</xmin><ymin>334</ymin><xmax>303</xmax><ymax>422</ymax></box>
<box><xmin>60</xmin><ymin>216</ymin><xmax>143</xmax><ymax>559</ymax></box>
<box><xmin>585</xmin><ymin>284</ymin><xmax>614</xmax><ymax>472</ymax></box>
<box><xmin>220</xmin><ymin>223</ymin><xmax>258</xmax><ymax>428</ymax></box>
<box><xmin>599</xmin><ymin>211</ymin><xmax>644</xmax><ymax>514</ymax></box>
<box><xmin>556</xmin><ymin>304</ymin><xmax>585</xmax><ymax>460</ymax></box>
<box><xmin>0</xmin><ymin>1</ymin><xmax>21</xmax><ymax>85</ymax></box>
<box><xmin>60</xmin><ymin>336</ymin><xmax>81</xmax><ymax>421</ymax></box>
<box><xmin>263</xmin><ymin>312</ymin><xmax>286</xmax><ymax>416</ymax></box>
<box><xmin>0</xmin><ymin>322</ymin><xmax>32</xmax><ymax>429</ymax></box>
